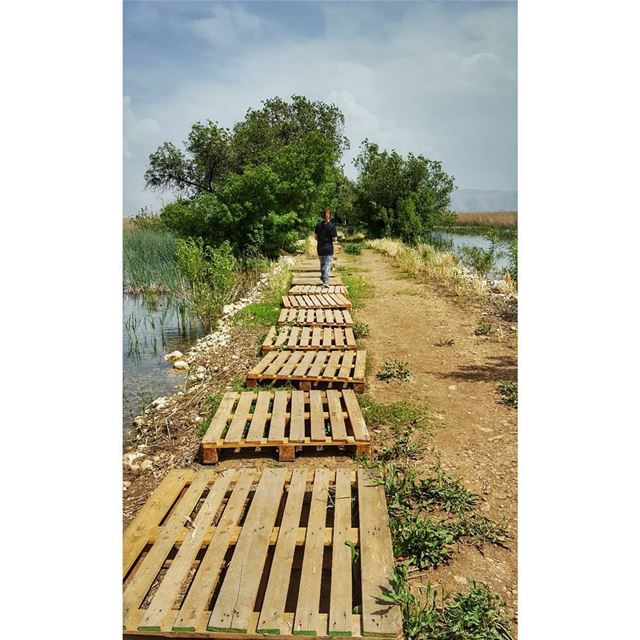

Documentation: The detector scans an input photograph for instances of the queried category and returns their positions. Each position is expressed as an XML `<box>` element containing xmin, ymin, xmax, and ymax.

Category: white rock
<box><xmin>194</xmin><ymin>416</ymin><xmax>203</xmax><ymax>423</ymax></box>
<box><xmin>164</xmin><ymin>350</ymin><xmax>183</xmax><ymax>363</ymax></box>
<box><xmin>173</xmin><ymin>360</ymin><xmax>189</xmax><ymax>370</ymax></box>
<box><xmin>152</xmin><ymin>396</ymin><xmax>166</xmax><ymax>408</ymax></box>
<box><xmin>140</xmin><ymin>459</ymin><xmax>154</xmax><ymax>471</ymax></box>
<box><xmin>123</xmin><ymin>452</ymin><xmax>144</xmax><ymax>469</ymax></box>
<box><xmin>448</xmin><ymin>385</ymin><xmax>457</xmax><ymax>391</ymax></box>
<box><xmin>453</xmin><ymin>575</ymin><xmax>467</xmax><ymax>585</ymax></box>
<box><xmin>196</xmin><ymin>366</ymin><xmax>206</xmax><ymax>374</ymax></box>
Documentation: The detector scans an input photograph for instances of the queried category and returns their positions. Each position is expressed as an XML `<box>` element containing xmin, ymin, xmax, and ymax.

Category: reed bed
<box><xmin>454</xmin><ymin>211</ymin><xmax>517</xmax><ymax>227</ymax></box>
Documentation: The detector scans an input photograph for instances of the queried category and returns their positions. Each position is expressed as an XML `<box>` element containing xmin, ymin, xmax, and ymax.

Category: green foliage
<box><xmin>382</xmin><ymin>564</ymin><xmax>513</xmax><ymax>640</ymax></box>
<box><xmin>352</xmin><ymin>140</ymin><xmax>455</xmax><ymax>243</ymax></box>
<box><xmin>505</xmin><ymin>235</ymin><xmax>517</xmax><ymax>284</ymax></box>
<box><xmin>359</xmin><ymin>396</ymin><xmax>430</xmax><ymax>434</ymax></box>
<box><xmin>497</xmin><ymin>381</ymin><xmax>517</xmax><ymax>407</ymax></box>
<box><xmin>344</xmin><ymin>242</ymin><xmax>363</xmax><ymax>255</ymax></box>
<box><xmin>370</xmin><ymin>460</ymin><xmax>507</xmax><ymax>570</ymax></box>
<box><xmin>176</xmin><ymin>239</ymin><xmax>238</xmax><ymax>327</ymax></box>
<box><xmin>461</xmin><ymin>246</ymin><xmax>496</xmax><ymax>278</ymax></box>
<box><xmin>377</xmin><ymin>358</ymin><xmax>413</xmax><ymax>382</ymax></box>
<box><xmin>337</xmin><ymin>267</ymin><xmax>374</xmax><ymax>309</ymax></box>
<box><xmin>474</xmin><ymin>322</ymin><xmax>492</xmax><ymax>336</ymax></box>
<box><xmin>353</xmin><ymin>320</ymin><xmax>370</xmax><ymax>338</ymax></box>
<box><xmin>123</xmin><ymin>227</ymin><xmax>186</xmax><ymax>294</ymax></box>
<box><xmin>235</xmin><ymin>302</ymin><xmax>281</xmax><ymax>327</ymax></box>
<box><xmin>150</xmin><ymin>96</ymin><xmax>349</xmax><ymax>259</ymax></box>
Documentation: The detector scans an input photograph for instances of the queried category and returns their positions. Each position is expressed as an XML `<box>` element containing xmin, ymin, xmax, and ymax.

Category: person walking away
<box><xmin>314</xmin><ymin>207</ymin><xmax>337</xmax><ymax>287</ymax></box>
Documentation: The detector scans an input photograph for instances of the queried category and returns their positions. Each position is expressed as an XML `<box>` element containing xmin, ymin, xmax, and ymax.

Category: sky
<box><xmin>123</xmin><ymin>0</ymin><xmax>517</xmax><ymax>215</ymax></box>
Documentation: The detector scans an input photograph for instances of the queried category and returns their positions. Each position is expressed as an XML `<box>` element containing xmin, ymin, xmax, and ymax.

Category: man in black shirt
<box><xmin>314</xmin><ymin>207</ymin><xmax>337</xmax><ymax>286</ymax></box>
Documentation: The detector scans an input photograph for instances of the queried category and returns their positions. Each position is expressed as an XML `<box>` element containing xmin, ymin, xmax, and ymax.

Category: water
<box><xmin>123</xmin><ymin>295</ymin><xmax>208</xmax><ymax>435</ymax></box>
<box><xmin>427</xmin><ymin>231</ymin><xmax>512</xmax><ymax>280</ymax></box>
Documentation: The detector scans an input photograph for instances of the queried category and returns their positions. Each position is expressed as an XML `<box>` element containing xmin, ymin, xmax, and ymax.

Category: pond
<box><xmin>428</xmin><ymin>231</ymin><xmax>513</xmax><ymax>280</ymax></box>
<box><xmin>123</xmin><ymin>295</ymin><xmax>208</xmax><ymax>438</ymax></box>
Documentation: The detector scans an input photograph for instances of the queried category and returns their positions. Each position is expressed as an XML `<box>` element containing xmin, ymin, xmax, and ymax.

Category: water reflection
<box><xmin>122</xmin><ymin>295</ymin><xmax>208</xmax><ymax>434</ymax></box>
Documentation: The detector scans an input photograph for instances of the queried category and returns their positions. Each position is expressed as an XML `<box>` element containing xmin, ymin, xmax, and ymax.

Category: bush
<box><xmin>176</xmin><ymin>239</ymin><xmax>238</xmax><ymax>327</ymax></box>
<box><xmin>344</xmin><ymin>242</ymin><xmax>363</xmax><ymax>255</ymax></box>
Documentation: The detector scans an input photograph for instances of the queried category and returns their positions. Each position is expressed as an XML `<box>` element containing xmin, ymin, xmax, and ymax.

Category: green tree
<box><xmin>152</xmin><ymin>97</ymin><xmax>348</xmax><ymax>259</ymax></box>
<box><xmin>352</xmin><ymin>140</ymin><xmax>455</xmax><ymax>242</ymax></box>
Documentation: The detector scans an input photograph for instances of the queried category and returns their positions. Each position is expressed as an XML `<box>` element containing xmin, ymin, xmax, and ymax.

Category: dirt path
<box><xmin>343</xmin><ymin>248</ymin><xmax>518</xmax><ymax>624</ymax></box>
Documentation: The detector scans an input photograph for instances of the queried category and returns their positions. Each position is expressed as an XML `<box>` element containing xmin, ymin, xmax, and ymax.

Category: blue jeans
<box><xmin>319</xmin><ymin>254</ymin><xmax>333</xmax><ymax>284</ymax></box>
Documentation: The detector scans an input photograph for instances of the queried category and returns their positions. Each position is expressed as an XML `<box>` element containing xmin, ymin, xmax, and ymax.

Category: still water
<box><xmin>122</xmin><ymin>295</ymin><xmax>208</xmax><ymax>435</ymax></box>
<box><xmin>429</xmin><ymin>231</ymin><xmax>512</xmax><ymax>280</ymax></box>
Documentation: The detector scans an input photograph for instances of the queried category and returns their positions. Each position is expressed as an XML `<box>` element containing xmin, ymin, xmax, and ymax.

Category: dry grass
<box><xmin>368</xmin><ymin>238</ymin><xmax>492</xmax><ymax>303</ymax></box>
<box><xmin>454</xmin><ymin>211</ymin><xmax>517</xmax><ymax>227</ymax></box>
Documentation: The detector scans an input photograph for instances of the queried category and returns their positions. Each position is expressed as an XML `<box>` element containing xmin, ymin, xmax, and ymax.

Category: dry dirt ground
<box><xmin>346</xmin><ymin>249</ymin><xmax>518</xmax><ymax>627</ymax></box>
<box><xmin>123</xmin><ymin>246</ymin><xmax>518</xmax><ymax>631</ymax></box>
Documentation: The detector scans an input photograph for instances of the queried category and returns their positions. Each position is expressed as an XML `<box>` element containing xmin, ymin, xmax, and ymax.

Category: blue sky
<box><xmin>124</xmin><ymin>0</ymin><xmax>517</xmax><ymax>215</ymax></box>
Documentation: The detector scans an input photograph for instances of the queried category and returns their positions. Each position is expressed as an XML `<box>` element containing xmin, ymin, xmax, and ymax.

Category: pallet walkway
<box><xmin>281</xmin><ymin>294</ymin><xmax>351</xmax><ymax>310</ymax></box>
<box><xmin>277</xmin><ymin>308</ymin><xmax>353</xmax><ymax>327</ymax></box>
<box><xmin>200</xmin><ymin>389</ymin><xmax>370</xmax><ymax>462</ymax></box>
<box><xmin>263</xmin><ymin>325</ymin><xmax>356</xmax><ymax>352</ymax></box>
<box><xmin>246</xmin><ymin>350</ymin><xmax>366</xmax><ymax>392</ymax></box>
<box><xmin>292</xmin><ymin>276</ymin><xmax>343</xmax><ymax>285</ymax></box>
<box><xmin>289</xmin><ymin>285</ymin><xmax>348</xmax><ymax>295</ymax></box>
<box><xmin>123</xmin><ymin>468</ymin><xmax>401</xmax><ymax>639</ymax></box>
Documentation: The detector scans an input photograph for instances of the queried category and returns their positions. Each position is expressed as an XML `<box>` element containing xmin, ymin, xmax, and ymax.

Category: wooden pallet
<box><xmin>291</xmin><ymin>263</ymin><xmax>327</xmax><ymax>272</ymax></box>
<box><xmin>246</xmin><ymin>350</ymin><xmax>366</xmax><ymax>392</ymax></box>
<box><xmin>277</xmin><ymin>308</ymin><xmax>353</xmax><ymax>327</ymax></box>
<box><xmin>282</xmin><ymin>294</ymin><xmax>352</xmax><ymax>310</ymax></box>
<box><xmin>200</xmin><ymin>389</ymin><xmax>370</xmax><ymax>462</ymax></box>
<box><xmin>263</xmin><ymin>325</ymin><xmax>356</xmax><ymax>352</ymax></box>
<box><xmin>123</xmin><ymin>468</ymin><xmax>401</xmax><ymax>639</ymax></box>
<box><xmin>289</xmin><ymin>285</ymin><xmax>348</xmax><ymax>295</ymax></box>
<box><xmin>292</xmin><ymin>276</ymin><xmax>343</xmax><ymax>286</ymax></box>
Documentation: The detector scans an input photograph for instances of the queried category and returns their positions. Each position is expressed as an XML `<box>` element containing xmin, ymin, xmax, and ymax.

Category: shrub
<box><xmin>344</xmin><ymin>242</ymin><xmax>363</xmax><ymax>255</ymax></box>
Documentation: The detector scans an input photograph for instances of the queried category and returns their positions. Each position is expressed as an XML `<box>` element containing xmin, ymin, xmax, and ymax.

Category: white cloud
<box><xmin>123</xmin><ymin>1</ymin><xmax>517</xmax><ymax>213</ymax></box>
<box><xmin>123</xmin><ymin>96</ymin><xmax>160</xmax><ymax>159</ymax></box>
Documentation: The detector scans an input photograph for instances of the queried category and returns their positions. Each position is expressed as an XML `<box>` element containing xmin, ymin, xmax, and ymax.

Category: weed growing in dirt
<box><xmin>196</xmin><ymin>393</ymin><xmax>224</xmax><ymax>436</ymax></box>
<box><xmin>378</xmin><ymin>427</ymin><xmax>421</xmax><ymax>462</ymax></box>
<box><xmin>377</xmin><ymin>358</ymin><xmax>413</xmax><ymax>382</ymax></box>
<box><xmin>497</xmin><ymin>381</ymin><xmax>517</xmax><ymax>407</ymax></box>
<box><xmin>359</xmin><ymin>396</ymin><xmax>430</xmax><ymax>433</ymax></box>
<box><xmin>337</xmin><ymin>267</ymin><xmax>374</xmax><ymax>309</ymax></box>
<box><xmin>353</xmin><ymin>320</ymin><xmax>370</xmax><ymax>338</ymax></box>
<box><xmin>382</xmin><ymin>563</ymin><xmax>513</xmax><ymax>640</ymax></box>
<box><xmin>434</xmin><ymin>338</ymin><xmax>454</xmax><ymax>347</ymax></box>
<box><xmin>474</xmin><ymin>322</ymin><xmax>492</xmax><ymax>336</ymax></box>
<box><xmin>369</xmin><ymin>460</ymin><xmax>507</xmax><ymax>570</ymax></box>
<box><xmin>235</xmin><ymin>302</ymin><xmax>280</xmax><ymax>327</ymax></box>
<box><xmin>344</xmin><ymin>242</ymin><xmax>364</xmax><ymax>255</ymax></box>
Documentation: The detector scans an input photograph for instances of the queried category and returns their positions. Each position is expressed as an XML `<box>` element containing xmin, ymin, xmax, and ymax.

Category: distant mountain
<box><xmin>450</xmin><ymin>189</ymin><xmax>517</xmax><ymax>212</ymax></box>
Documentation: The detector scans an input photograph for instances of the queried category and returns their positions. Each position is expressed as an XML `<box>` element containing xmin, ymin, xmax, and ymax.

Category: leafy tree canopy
<box><xmin>147</xmin><ymin>96</ymin><xmax>349</xmax><ymax>258</ymax></box>
<box><xmin>352</xmin><ymin>140</ymin><xmax>455</xmax><ymax>243</ymax></box>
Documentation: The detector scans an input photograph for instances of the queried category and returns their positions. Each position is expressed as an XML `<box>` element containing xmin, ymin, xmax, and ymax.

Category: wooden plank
<box><xmin>293</xmin><ymin>469</ymin><xmax>330</xmax><ymax>635</ymax></box>
<box><xmin>208</xmin><ymin>469</ymin><xmax>288</xmax><ymax>633</ymax></box>
<box><xmin>309</xmin><ymin>390</ymin><xmax>326</xmax><ymax>442</ymax></box>
<box><xmin>322</xmin><ymin>326</ymin><xmax>332</xmax><ymax>348</ymax></box>
<box><xmin>334</xmin><ymin>327</ymin><xmax>345</xmax><ymax>348</ymax></box>
<box><xmin>265</xmin><ymin>351</ymin><xmax>292</xmax><ymax>376</ymax></box>
<box><xmin>268</xmin><ymin>390</ymin><xmax>288</xmax><ymax>442</ymax></box>
<box><xmin>354</xmin><ymin>350</ymin><xmax>367</xmax><ymax>381</ymax></box>
<box><xmin>123</xmin><ymin>472</ymin><xmax>211</xmax><ymax>626</ymax></box>
<box><xmin>343</xmin><ymin>390</ymin><xmax>370</xmax><ymax>441</ymax></box>
<box><xmin>263</xmin><ymin>326</ymin><xmax>277</xmax><ymax>351</ymax></box>
<box><xmin>136</xmin><ymin>471</ymin><xmax>234</xmax><ymax>632</ymax></box>
<box><xmin>357</xmin><ymin>470</ymin><xmax>403</xmax><ymax>637</ymax></box>
<box><xmin>123</xmin><ymin>470</ymin><xmax>194</xmax><ymax>576</ymax></box>
<box><xmin>287</xmin><ymin>326</ymin><xmax>301</xmax><ymax>348</ymax></box>
<box><xmin>311</xmin><ymin>327</ymin><xmax>322</xmax><ymax>347</ymax></box>
<box><xmin>245</xmin><ymin>391</ymin><xmax>271</xmax><ymax>443</ymax></box>
<box><xmin>337</xmin><ymin>350</ymin><xmax>355</xmax><ymax>381</ymax></box>
<box><xmin>201</xmin><ymin>393</ymin><xmax>239</xmax><ymax>444</ymax></box>
<box><xmin>289</xmin><ymin>390</ymin><xmax>306</xmax><ymax>442</ymax></box>
<box><xmin>325</xmin><ymin>309</ymin><xmax>335</xmax><ymax>324</ymax></box>
<box><xmin>326</xmin><ymin>390</ymin><xmax>349</xmax><ymax>442</ymax></box>
<box><xmin>257</xmin><ymin>469</ymin><xmax>308</xmax><ymax>634</ymax></box>
<box><xmin>279</xmin><ymin>350</ymin><xmax>305</xmax><ymax>377</ymax></box>
<box><xmin>223</xmin><ymin>392</ymin><xmax>254</xmax><ymax>444</ymax></box>
<box><xmin>323</xmin><ymin>350</ymin><xmax>342</xmax><ymax>379</ymax></box>
<box><xmin>329</xmin><ymin>470</ymin><xmax>353</xmax><ymax>636</ymax></box>
<box><xmin>275</xmin><ymin>326</ymin><xmax>290</xmax><ymax>349</ymax></box>
<box><xmin>248</xmin><ymin>350</ymin><xmax>278</xmax><ymax>375</ymax></box>
<box><xmin>300</xmin><ymin>326</ymin><xmax>312</xmax><ymax>347</ymax></box>
<box><xmin>308</xmin><ymin>351</ymin><xmax>328</xmax><ymax>378</ymax></box>
<box><xmin>343</xmin><ymin>310</ymin><xmax>354</xmax><ymax>325</ymax></box>
<box><xmin>293</xmin><ymin>351</ymin><xmax>316</xmax><ymax>377</ymax></box>
<box><xmin>172</xmin><ymin>472</ymin><xmax>256</xmax><ymax>632</ymax></box>
<box><xmin>345</xmin><ymin>327</ymin><xmax>356</xmax><ymax>348</ymax></box>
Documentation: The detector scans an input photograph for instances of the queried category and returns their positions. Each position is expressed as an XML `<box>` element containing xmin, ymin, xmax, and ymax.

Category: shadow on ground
<box><xmin>439</xmin><ymin>355</ymin><xmax>517</xmax><ymax>382</ymax></box>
